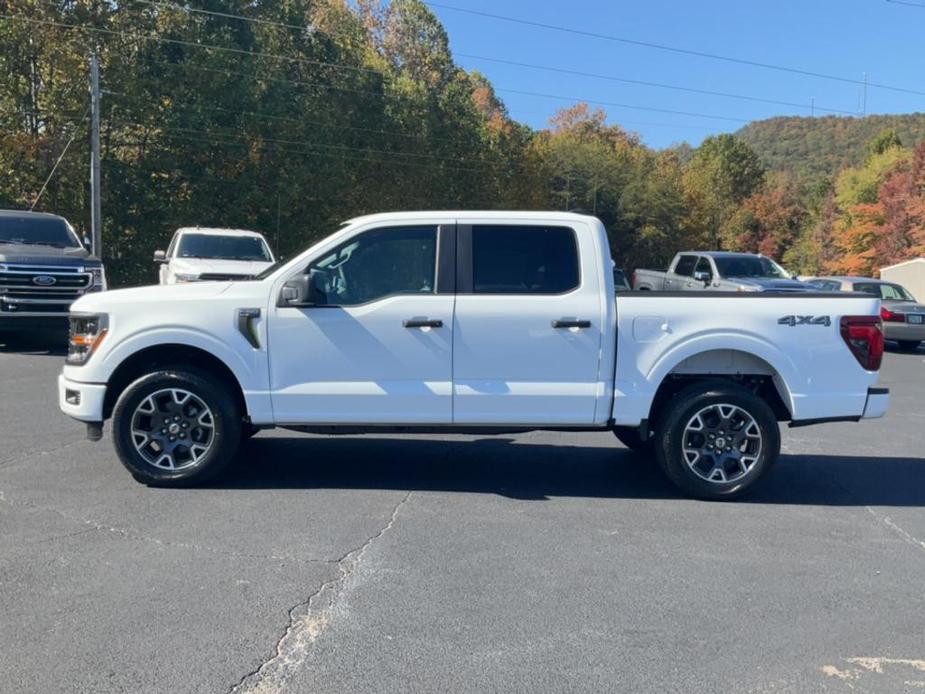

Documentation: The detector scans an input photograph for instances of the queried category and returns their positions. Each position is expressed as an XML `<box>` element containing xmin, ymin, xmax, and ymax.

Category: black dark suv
<box><xmin>0</xmin><ymin>210</ymin><xmax>106</xmax><ymax>339</ymax></box>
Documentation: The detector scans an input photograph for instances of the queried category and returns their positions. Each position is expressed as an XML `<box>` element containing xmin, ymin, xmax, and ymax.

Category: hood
<box><xmin>170</xmin><ymin>257</ymin><xmax>273</xmax><ymax>277</ymax></box>
<box><xmin>730</xmin><ymin>277</ymin><xmax>813</xmax><ymax>292</ymax></box>
<box><xmin>0</xmin><ymin>242</ymin><xmax>100</xmax><ymax>265</ymax></box>
<box><xmin>71</xmin><ymin>280</ymin><xmax>232</xmax><ymax>313</ymax></box>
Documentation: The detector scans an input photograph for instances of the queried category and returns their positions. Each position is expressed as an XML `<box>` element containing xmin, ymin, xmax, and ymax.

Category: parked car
<box><xmin>633</xmin><ymin>252</ymin><xmax>812</xmax><ymax>292</ymax></box>
<box><xmin>809</xmin><ymin>276</ymin><xmax>925</xmax><ymax>350</ymax></box>
<box><xmin>154</xmin><ymin>227</ymin><xmax>275</xmax><ymax>284</ymax></box>
<box><xmin>59</xmin><ymin>211</ymin><xmax>889</xmax><ymax>500</ymax></box>
<box><xmin>0</xmin><ymin>209</ymin><xmax>106</xmax><ymax>340</ymax></box>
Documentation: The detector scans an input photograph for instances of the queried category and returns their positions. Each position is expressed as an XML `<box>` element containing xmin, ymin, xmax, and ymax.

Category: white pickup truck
<box><xmin>58</xmin><ymin>212</ymin><xmax>889</xmax><ymax>499</ymax></box>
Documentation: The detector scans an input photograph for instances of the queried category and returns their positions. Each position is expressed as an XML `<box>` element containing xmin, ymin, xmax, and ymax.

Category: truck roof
<box><xmin>175</xmin><ymin>227</ymin><xmax>265</xmax><ymax>238</ymax></box>
<box><xmin>0</xmin><ymin>209</ymin><xmax>69</xmax><ymax>222</ymax></box>
<box><xmin>677</xmin><ymin>251</ymin><xmax>769</xmax><ymax>258</ymax></box>
<box><xmin>344</xmin><ymin>211</ymin><xmax>600</xmax><ymax>225</ymax></box>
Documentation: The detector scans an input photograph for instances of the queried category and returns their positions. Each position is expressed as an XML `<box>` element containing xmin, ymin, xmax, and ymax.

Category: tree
<box><xmin>682</xmin><ymin>134</ymin><xmax>765</xmax><ymax>249</ymax></box>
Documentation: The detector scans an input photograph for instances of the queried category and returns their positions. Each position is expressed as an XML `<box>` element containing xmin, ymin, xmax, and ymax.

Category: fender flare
<box><xmin>646</xmin><ymin>331</ymin><xmax>801</xmax><ymax>416</ymax></box>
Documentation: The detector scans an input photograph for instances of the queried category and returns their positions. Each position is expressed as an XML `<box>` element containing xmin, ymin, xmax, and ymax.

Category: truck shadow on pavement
<box><xmin>216</xmin><ymin>436</ymin><xmax>925</xmax><ymax>506</ymax></box>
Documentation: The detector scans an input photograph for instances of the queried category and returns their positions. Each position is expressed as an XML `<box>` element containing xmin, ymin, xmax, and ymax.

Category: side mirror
<box><xmin>83</xmin><ymin>235</ymin><xmax>92</xmax><ymax>250</ymax></box>
<box><xmin>153</xmin><ymin>250</ymin><xmax>167</xmax><ymax>263</ymax></box>
<box><xmin>278</xmin><ymin>270</ymin><xmax>328</xmax><ymax>307</ymax></box>
<box><xmin>693</xmin><ymin>270</ymin><xmax>711</xmax><ymax>284</ymax></box>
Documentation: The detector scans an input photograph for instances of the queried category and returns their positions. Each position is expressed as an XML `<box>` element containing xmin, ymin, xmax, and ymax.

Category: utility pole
<box><xmin>89</xmin><ymin>48</ymin><xmax>102</xmax><ymax>258</ymax></box>
<box><xmin>810</xmin><ymin>97</ymin><xmax>815</xmax><ymax>117</ymax></box>
<box><xmin>862</xmin><ymin>73</ymin><xmax>869</xmax><ymax>116</ymax></box>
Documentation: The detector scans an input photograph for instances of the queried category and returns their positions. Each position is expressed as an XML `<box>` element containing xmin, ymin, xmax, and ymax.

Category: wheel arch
<box><xmin>647</xmin><ymin>347</ymin><xmax>795</xmax><ymax>424</ymax></box>
<box><xmin>102</xmin><ymin>343</ymin><xmax>248</xmax><ymax>420</ymax></box>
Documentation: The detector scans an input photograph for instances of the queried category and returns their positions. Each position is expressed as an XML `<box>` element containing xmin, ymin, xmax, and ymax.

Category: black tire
<box><xmin>613</xmin><ymin>425</ymin><xmax>653</xmax><ymax>456</ymax></box>
<box><xmin>897</xmin><ymin>340</ymin><xmax>921</xmax><ymax>351</ymax></box>
<box><xmin>241</xmin><ymin>423</ymin><xmax>260</xmax><ymax>442</ymax></box>
<box><xmin>112</xmin><ymin>368</ymin><xmax>242</xmax><ymax>487</ymax></box>
<box><xmin>653</xmin><ymin>381</ymin><xmax>780</xmax><ymax>500</ymax></box>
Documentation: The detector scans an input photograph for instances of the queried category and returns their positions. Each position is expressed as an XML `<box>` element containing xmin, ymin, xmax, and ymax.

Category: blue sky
<box><xmin>426</xmin><ymin>0</ymin><xmax>925</xmax><ymax>148</ymax></box>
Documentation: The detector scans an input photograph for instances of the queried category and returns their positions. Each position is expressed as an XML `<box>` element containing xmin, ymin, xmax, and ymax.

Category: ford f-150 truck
<box><xmin>1</xmin><ymin>210</ymin><xmax>106</xmax><ymax>339</ymax></box>
<box><xmin>633</xmin><ymin>251</ymin><xmax>812</xmax><ymax>292</ymax></box>
<box><xmin>58</xmin><ymin>212</ymin><xmax>889</xmax><ymax>499</ymax></box>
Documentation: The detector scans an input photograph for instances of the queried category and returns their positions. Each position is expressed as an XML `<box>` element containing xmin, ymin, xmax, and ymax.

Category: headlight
<box><xmin>67</xmin><ymin>313</ymin><xmax>108</xmax><ymax>365</ymax></box>
<box><xmin>174</xmin><ymin>273</ymin><xmax>199</xmax><ymax>283</ymax></box>
<box><xmin>87</xmin><ymin>266</ymin><xmax>107</xmax><ymax>291</ymax></box>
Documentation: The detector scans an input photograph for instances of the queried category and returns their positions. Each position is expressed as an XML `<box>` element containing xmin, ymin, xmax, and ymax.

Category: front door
<box><xmin>452</xmin><ymin>222</ymin><xmax>604</xmax><ymax>425</ymax></box>
<box><xmin>268</xmin><ymin>224</ymin><xmax>455</xmax><ymax>424</ymax></box>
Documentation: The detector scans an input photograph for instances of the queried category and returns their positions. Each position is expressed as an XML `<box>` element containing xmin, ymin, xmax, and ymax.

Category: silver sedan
<box><xmin>806</xmin><ymin>276</ymin><xmax>925</xmax><ymax>350</ymax></box>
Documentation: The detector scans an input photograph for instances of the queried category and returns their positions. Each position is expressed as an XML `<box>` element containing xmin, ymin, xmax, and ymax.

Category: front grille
<box><xmin>0</xmin><ymin>264</ymin><xmax>92</xmax><ymax>313</ymax></box>
<box><xmin>198</xmin><ymin>273</ymin><xmax>251</xmax><ymax>281</ymax></box>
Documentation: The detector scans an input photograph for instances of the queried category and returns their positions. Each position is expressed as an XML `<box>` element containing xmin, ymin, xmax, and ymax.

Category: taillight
<box><xmin>880</xmin><ymin>306</ymin><xmax>906</xmax><ymax>323</ymax></box>
<box><xmin>840</xmin><ymin>315</ymin><xmax>884</xmax><ymax>371</ymax></box>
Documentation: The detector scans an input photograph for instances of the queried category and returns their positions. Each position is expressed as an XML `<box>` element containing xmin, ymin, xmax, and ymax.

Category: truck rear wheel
<box><xmin>112</xmin><ymin>368</ymin><xmax>242</xmax><ymax>487</ymax></box>
<box><xmin>653</xmin><ymin>381</ymin><xmax>780</xmax><ymax>500</ymax></box>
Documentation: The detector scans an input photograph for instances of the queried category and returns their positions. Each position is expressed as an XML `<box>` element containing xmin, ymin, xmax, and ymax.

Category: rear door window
<box><xmin>673</xmin><ymin>255</ymin><xmax>697</xmax><ymax>277</ymax></box>
<box><xmin>470</xmin><ymin>225</ymin><xmax>579</xmax><ymax>294</ymax></box>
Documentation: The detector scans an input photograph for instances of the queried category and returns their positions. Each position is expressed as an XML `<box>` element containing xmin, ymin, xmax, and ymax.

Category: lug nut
<box><xmin>179</xmin><ymin>432</ymin><xmax>186</xmax><ymax>439</ymax></box>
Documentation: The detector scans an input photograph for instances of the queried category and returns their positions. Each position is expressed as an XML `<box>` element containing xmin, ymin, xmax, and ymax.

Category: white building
<box><xmin>880</xmin><ymin>257</ymin><xmax>925</xmax><ymax>301</ymax></box>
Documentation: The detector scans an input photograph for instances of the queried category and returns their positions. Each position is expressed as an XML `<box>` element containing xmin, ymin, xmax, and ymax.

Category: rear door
<box><xmin>666</xmin><ymin>254</ymin><xmax>697</xmax><ymax>290</ymax></box>
<box><xmin>452</xmin><ymin>221</ymin><xmax>604</xmax><ymax>425</ymax></box>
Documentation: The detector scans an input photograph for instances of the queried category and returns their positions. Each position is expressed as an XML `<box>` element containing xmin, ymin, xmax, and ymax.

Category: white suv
<box><xmin>154</xmin><ymin>227</ymin><xmax>275</xmax><ymax>284</ymax></box>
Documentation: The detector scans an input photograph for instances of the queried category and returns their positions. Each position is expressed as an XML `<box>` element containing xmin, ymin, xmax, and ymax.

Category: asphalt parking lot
<box><xmin>1</xmin><ymin>339</ymin><xmax>924</xmax><ymax>693</ymax></box>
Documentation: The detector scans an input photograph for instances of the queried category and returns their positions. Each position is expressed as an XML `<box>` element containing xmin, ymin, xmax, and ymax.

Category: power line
<box><xmin>6</xmin><ymin>11</ymin><xmax>855</xmax><ymax>128</ymax></box>
<box><xmin>107</xmin><ymin>128</ymin><xmax>510</xmax><ymax>175</ymax></box>
<box><xmin>107</xmin><ymin>118</ymin><xmax>506</xmax><ymax>167</ymax></box>
<box><xmin>885</xmin><ymin>0</ymin><xmax>925</xmax><ymax>7</ymax></box>
<box><xmin>456</xmin><ymin>53</ymin><xmax>854</xmax><ymax>116</ymax></box>
<box><xmin>106</xmin><ymin>96</ymin><xmax>426</xmax><ymax>141</ymax></box>
<box><xmin>132</xmin><ymin>0</ymin><xmax>313</xmax><ymax>32</ymax></box>
<box><xmin>426</xmin><ymin>1</ymin><xmax>925</xmax><ymax>98</ymax></box>
<box><xmin>0</xmin><ymin>13</ymin><xmax>382</xmax><ymax>78</ymax></box>
<box><xmin>495</xmin><ymin>87</ymin><xmax>749</xmax><ymax>123</ymax></box>
<box><xmin>122</xmin><ymin>1</ymin><xmax>852</xmax><ymax>117</ymax></box>
<box><xmin>31</xmin><ymin>107</ymin><xmax>90</xmax><ymax>210</ymax></box>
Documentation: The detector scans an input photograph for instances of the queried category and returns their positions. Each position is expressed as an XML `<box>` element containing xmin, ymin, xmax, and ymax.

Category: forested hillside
<box><xmin>1</xmin><ymin>1</ymin><xmax>924</xmax><ymax>286</ymax></box>
<box><xmin>737</xmin><ymin>114</ymin><xmax>925</xmax><ymax>179</ymax></box>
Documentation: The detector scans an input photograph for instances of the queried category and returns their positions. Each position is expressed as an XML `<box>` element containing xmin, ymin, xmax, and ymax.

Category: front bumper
<box><xmin>862</xmin><ymin>387</ymin><xmax>889</xmax><ymax>419</ymax></box>
<box><xmin>58</xmin><ymin>373</ymin><xmax>106</xmax><ymax>422</ymax></box>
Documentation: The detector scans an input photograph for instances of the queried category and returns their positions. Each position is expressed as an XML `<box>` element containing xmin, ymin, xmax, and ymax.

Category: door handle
<box><xmin>403</xmin><ymin>318</ymin><xmax>443</xmax><ymax>328</ymax></box>
<box><xmin>552</xmin><ymin>319</ymin><xmax>591</xmax><ymax>329</ymax></box>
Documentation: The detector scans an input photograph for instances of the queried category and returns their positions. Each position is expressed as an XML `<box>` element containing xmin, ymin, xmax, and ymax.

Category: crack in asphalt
<box><xmin>865</xmin><ymin>506</ymin><xmax>925</xmax><ymax>557</ymax></box>
<box><xmin>228</xmin><ymin>490</ymin><xmax>413</xmax><ymax>694</ymax></box>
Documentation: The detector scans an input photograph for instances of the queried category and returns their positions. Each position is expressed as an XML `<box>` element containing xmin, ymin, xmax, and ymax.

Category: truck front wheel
<box><xmin>112</xmin><ymin>368</ymin><xmax>242</xmax><ymax>486</ymax></box>
<box><xmin>653</xmin><ymin>382</ymin><xmax>780</xmax><ymax>500</ymax></box>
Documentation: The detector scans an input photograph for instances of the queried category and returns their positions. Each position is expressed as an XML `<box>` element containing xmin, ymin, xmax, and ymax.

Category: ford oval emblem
<box><xmin>33</xmin><ymin>275</ymin><xmax>57</xmax><ymax>286</ymax></box>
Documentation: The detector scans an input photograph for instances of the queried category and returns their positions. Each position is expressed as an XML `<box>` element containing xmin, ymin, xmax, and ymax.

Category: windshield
<box><xmin>853</xmin><ymin>282</ymin><xmax>916</xmax><ymax>301</ymax></box>
<box><xmin>0</xmin><ymin>214</ymin><xmax>81</xmax><ymax>248</ymax></box>
<box><xmin>713</xmin><ymin>256</ymin><xmax>790</xmax><ymax>279</ymax></box>
<box><xmin>176</xmin><ymin>233</ymin><xmax>272</xmax><ymax>261</ymax></box>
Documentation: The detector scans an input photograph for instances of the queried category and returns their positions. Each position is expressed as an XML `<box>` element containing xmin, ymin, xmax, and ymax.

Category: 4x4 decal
<box><xmin>778</xmin><ymin>315</ymin><xmax>831</xmax><ymax>327</ymax></box>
